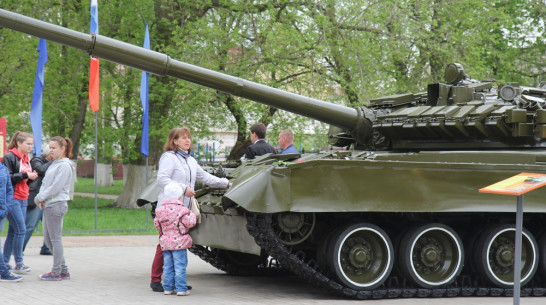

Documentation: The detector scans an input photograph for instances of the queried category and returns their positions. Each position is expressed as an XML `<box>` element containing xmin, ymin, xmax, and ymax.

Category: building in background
<box><xmin>195</xmin><ymin>130</ymin><xmax>237</xmax><ymax>163</ymax></box>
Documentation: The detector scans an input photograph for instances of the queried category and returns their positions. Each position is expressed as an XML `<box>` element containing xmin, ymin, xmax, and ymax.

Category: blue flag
<box><xmin>90</xmin><ymin>0</ymin><xmax>98</xmax><ymax>34</ymax></box>
<box><xmin>30</xmin><ymin>37</ymin><xmax>48</xmax><ymax>156</ymax></box>
<box><xmin>140</xmin><ymin>23</ymin><xmax>150</xmax><ymax>157</ymax></box>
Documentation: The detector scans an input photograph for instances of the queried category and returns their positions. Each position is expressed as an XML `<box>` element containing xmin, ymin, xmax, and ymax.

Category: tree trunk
<box><xmin>114</xmin><ymin>164</ymin><xmax>147</xmax><ymax>208</ymax></box>
<box><xmin>70</xmin><ymin>94</ymin><xmax>88</xmax><ymax>157</ymax></box>
<box><xmin>228</xmin><ymin>138</ymin><xmax>251</xmax><ymax>161</ymax></box>
<box><xmin>96</xmin><ymin>163</ymin><xmax>113</xmax><ymax>186</ymax></box>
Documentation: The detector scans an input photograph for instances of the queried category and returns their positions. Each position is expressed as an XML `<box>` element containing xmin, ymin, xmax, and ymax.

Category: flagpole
<box><xmin>94</xmin><ymin>112</ymin><xmax>98</xmax><ymax>231</ymax></box>
<box><xmin>141</xmin><ymin>22</ymin><xmax>150</xmax><ymax>230</ymax></box>
<box><xmin>89</xmin><ymin>0</ymin><xmax>99</xmax><ymax>233</ymax></box>
<box><xmin>145</xmin><ymin>156</ymin><xmax>149</xmax><ymax>230</ymax></box>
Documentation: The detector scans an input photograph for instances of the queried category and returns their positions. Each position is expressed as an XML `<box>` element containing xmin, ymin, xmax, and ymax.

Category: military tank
<box><xmin>3</xmin><ymin>9</ymin><xmax>546</xmax><ymax>300</ymax></box>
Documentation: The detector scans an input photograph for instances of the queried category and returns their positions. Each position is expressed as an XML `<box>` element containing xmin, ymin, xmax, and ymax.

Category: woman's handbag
<box><xmin>191</xmin><ymin>197</ymin><xmax>202</xmax><ymax>224</ymax></box>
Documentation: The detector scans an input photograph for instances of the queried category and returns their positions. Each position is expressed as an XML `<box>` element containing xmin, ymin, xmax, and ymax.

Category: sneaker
<box><xmin>60</xmin><ymin>272</ymin><xmax>71</xmax><ymax>280</ymax></box>
<box><xmin>39</xmin><ymin>272</ymin><xmax>62</xmax><ymax>281</ymax></box>
<box><xmin>0</xmin><ymin>273</ymin><xmax>22</xmax><ymax>282</ymax></box>
<box><xmin>13</xmin><ymin>264</ymin><xmax>31</xmax><ymax>274</ymax></box>
<box><xmin>176</xmin><ymin>291</ymin><xmax>190</xmax><ymax>296</ymax></box>
<box><xmin>164</xmin><ymin>290</ymin><xmax>175</xmax><ymax>295</ymax></box>
<box><xmin>150</xmin><ymin>282</ymin><xmax>164</xmax><ymax>292</ymax></box>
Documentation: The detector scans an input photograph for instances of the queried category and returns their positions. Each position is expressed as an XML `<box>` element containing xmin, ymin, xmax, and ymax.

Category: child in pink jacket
<box><xmin>153</xmin><ymin>183</ymin><xmax>196</xmax><ymax>296</ymax></box>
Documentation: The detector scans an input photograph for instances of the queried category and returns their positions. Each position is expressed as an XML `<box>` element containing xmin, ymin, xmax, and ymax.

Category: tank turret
<box><xmin>370</xmin><ymin>63</ymin><xmax>546</xmax><ymax>150</ymax></box>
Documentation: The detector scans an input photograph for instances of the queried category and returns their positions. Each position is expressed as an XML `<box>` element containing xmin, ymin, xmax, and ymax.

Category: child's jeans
<box><xmin>162</xmin><ymin>249</ymin><xmax>188</xmax><ymax>292</ymax></box>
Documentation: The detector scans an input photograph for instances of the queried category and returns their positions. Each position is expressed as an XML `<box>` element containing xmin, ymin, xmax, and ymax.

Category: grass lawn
<box><xmin>62</xmin><ymin>195</ymin><xmax>156</xmax><ymax>235</ymax></box>
<box><xmin>1</xmin><ymin>177</ymin><xmax>158</xmax><ymax>236</ymax></box>
<box><xmin>74</xmin><ymin>177</ymin><xmax>124</xmax><ymax>195</ymax></box>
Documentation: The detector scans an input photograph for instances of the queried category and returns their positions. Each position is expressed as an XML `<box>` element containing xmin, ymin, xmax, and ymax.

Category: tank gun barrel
<box><xmin>0</xmin><ymin>9</ymin><xmax>359</xmax><ymax>132</ymax></box>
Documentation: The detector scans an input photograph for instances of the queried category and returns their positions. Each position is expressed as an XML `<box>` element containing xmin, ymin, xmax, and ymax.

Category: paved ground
<box><xmin>73</xmin><ymin>192</ymin><xmax>119</xmax><ymax>200</ymax></box>
<box><xmin>0</xmin><ymin>235</ymin><xmax>543</xmax><ymax>305</ymax></box>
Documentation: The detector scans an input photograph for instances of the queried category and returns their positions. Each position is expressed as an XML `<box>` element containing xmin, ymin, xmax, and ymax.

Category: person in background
<box><xmin>35</xmin><ymin>137</ymin><xmax>77</xmax><ymax>281</ymax></box>
<box><xmin>278</xmin><ymin>129</ymin><xmax>299</xmax><ymax>154</ymax></box>
<box><xmin>0</xmin><ymin>162</ymin><xmax>21</xmax><ymax>282</ymax></box>
<box><xmin>23</xmin><ymin>148</ymin><xmax>54</xmax><ymax>255</ymax></box>
<box><xmin>150</xmin><ymin>127</ymin><xmax>231</xmax><ymax>292</ymax></box>
<box><xmin>154</xmin><ymin>183</ymin><xmax>196</xmax><ymax>296</ymax></box>
<box><xmin>244</xmin><ymin>123</ymin><xmax>276</xmax><ymax>159</ymax></box>
<box><xmin>1</xmin><ymin>131</ymin><xmax>38</xmax><ymax>274</ymax></box>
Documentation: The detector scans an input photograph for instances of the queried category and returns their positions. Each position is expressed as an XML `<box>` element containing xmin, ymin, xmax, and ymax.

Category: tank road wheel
<box><xmin>398</xmin><ymin>223</ymin><xmax>464</xmax><ymax>288</ymax></box>
<box><xmin>474</xmin><ymin>224</ymin><xmax>538</xmax><ymax>288</ymax></box>
<box><xmin>327</xmin><ymin>223</ymin><xmax>394</xmax><ymax>290</ymax></box>
<box><xmin>271</xmin><ymin>212</ymin><xmax>315</xmax><ymax>245</ymax></box>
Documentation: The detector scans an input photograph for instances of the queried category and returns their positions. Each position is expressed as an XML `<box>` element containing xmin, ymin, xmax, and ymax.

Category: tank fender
<box><xmin>222</xmin><ymin>166</ymin><xmax>290</xmax><ymax>213</ymax></box>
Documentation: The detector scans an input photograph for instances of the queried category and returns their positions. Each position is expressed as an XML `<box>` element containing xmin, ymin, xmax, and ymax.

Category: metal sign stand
<box><xmin>513</xmin><ymin>194</ymin><xmax>523</xmax><ymax>305</ymax></box>
<box><xmin>479</xmin><ymin>172</ymin><xmax>546</xmax><ymax>305</ymax></box>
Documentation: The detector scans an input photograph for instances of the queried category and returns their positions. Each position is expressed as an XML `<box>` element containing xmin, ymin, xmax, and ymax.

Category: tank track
<box><xmin>245</xmin><ymin>212</ymin><xmax>546</xmax><ymax>300</ymax></box>
<box><xmin>189</xmin><ymin>244</ymin><xmax>286</xmax><ymax>276</ymax></box>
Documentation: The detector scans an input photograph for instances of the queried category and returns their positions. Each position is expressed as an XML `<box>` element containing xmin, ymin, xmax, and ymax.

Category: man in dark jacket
<box><xmin>244</xmin><ymin>123</ymin><xmax>276</xmax><ymax>160</ymax></box>
<box><xmin>22</xmin><ymin>151</ymin><xmax>53</xmax><ymax>255</ymax></box>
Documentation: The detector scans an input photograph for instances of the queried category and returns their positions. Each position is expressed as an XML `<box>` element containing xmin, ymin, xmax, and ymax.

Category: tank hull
<box><xmin>223</xmin><ymin>150</ymin><xmax>546</xmax><ymax>213</ymax></box>
<box><xmin>189</xmin><ymin>152</ymin><xmax>546</xmax><ymax>298</ymax></box>
<box><xmin>195</xmin><ymin>149</ymin><xmax>546</xmax><ymax>254</ymax></box>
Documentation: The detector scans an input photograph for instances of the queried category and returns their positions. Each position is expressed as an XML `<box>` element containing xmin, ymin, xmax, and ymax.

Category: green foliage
<box><xmin>272</xmin><ymin>160</ymin><xmax>294</xmax><ymax>166</ymax></box>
